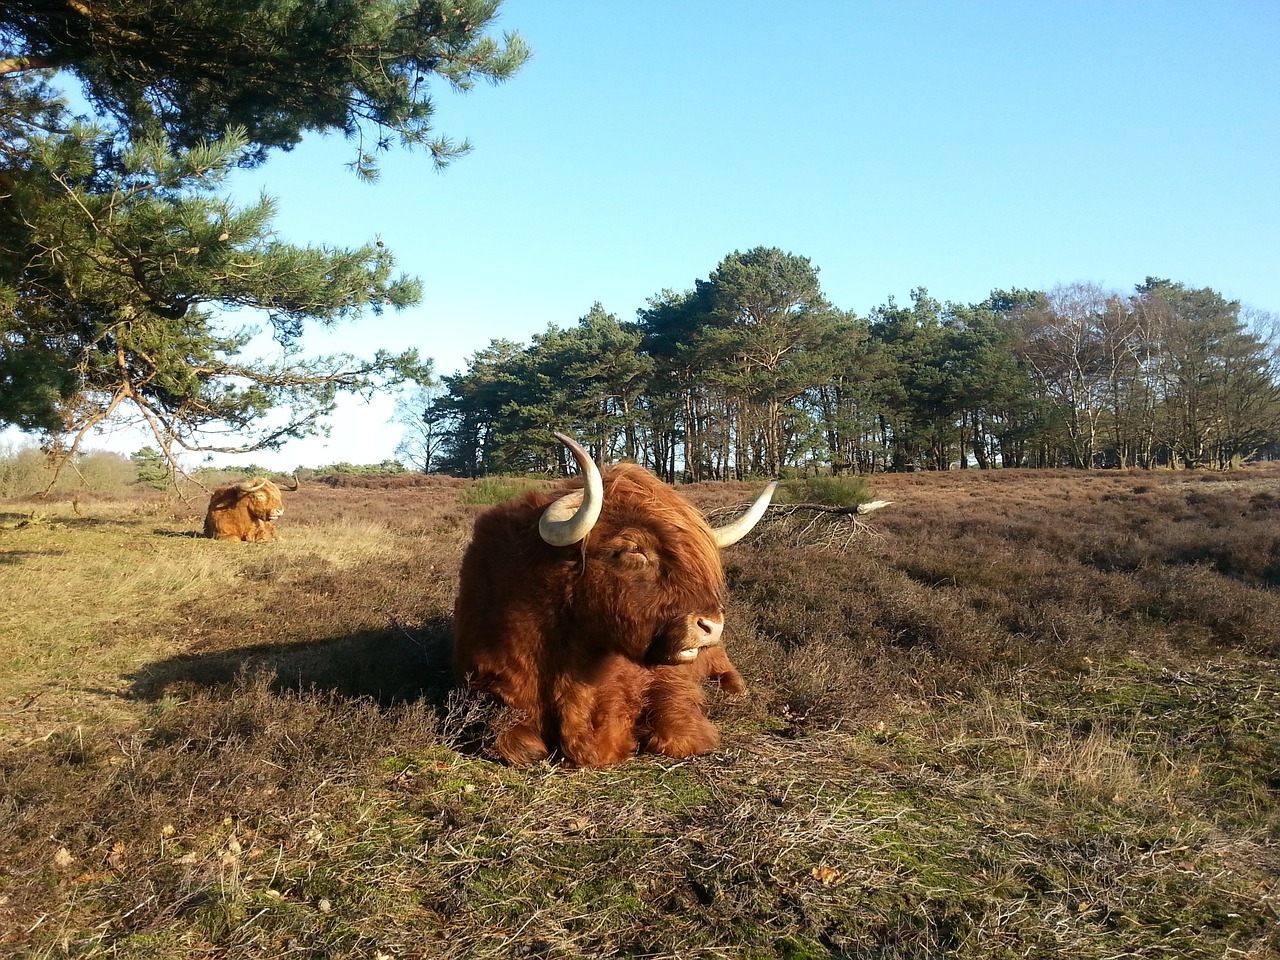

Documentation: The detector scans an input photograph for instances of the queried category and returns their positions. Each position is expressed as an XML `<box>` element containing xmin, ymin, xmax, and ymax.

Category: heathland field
<box><xmin>1</xmin><ymin>466</ymin><xmax>1277</xmax><ymax>958</ymax></box>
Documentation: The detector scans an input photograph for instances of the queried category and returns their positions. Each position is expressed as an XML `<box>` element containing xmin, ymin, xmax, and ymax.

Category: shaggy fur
<box><xmin>453</xmin><ymin>463</ymin><xmax>748</xmax><ymax>767</ymax></box>
<box><xmin>203</xmin><ymin>478</ymin><xmax>288</xmax><ymax>542</ymax></box>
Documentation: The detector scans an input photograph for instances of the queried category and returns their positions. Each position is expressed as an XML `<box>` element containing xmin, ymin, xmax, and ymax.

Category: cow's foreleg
<box><xmin>494</xmin><ymin>722</ymin><xmax>550</xmax><ymax>765</ymax></box>
<box><xmin>695</xmin><ymin>645</ymin><xmax>746</xmax><ymax>696</ymax></box>
<box><xmin>553</xmin><ymin>662</ymin><xmax>643</xmax><ymax>767</ymax></box>
<box><xmin>642</xmin><ymin>667</ymin><xmax>719</xmax><ymax>759</ymax></box>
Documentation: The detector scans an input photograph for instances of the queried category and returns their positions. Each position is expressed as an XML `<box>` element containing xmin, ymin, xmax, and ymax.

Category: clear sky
<box><xmin>71</xmin><ymin>0</ymin><xmax>1280</xmax><ymax>470</ymax></box>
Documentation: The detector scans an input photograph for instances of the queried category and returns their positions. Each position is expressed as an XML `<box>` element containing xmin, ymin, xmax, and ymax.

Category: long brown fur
<box><xmin>453</xmin><ymin>463</ymin><xmax>748</xmax><ymax>767</ymax></box>
<box><xmin>203</xmin><ymin>479</ymin><xmax>288</xmax><ymax>542</ymax></box>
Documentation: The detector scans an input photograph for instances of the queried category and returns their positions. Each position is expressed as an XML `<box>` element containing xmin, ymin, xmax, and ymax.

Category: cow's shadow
<box><xmin>129</xmin><ymin>615</ymin><xmax>457</xmax><ymax>711</ymax></box>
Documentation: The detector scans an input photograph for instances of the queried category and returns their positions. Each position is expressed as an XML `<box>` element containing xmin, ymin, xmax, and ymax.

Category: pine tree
<box><xmin>131</xmin><ymin>445</ymin><xmax>170</xmax><ymax>489</ymax></box>
<box><xmin>0</xmin><ymin>1</ymin><xmax>527</xmax><ymax>473</ymax></box>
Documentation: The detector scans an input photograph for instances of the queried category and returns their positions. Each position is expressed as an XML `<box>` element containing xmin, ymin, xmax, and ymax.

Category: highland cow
<box><xmin>453</xmin><ymin>433</ymin><xmax>775</xmax><ymax>767</ymax></box>
<box><xmin>202</xmin><ymin>475</ymin><xmax>299</xmax><ymax>542</ymax></box>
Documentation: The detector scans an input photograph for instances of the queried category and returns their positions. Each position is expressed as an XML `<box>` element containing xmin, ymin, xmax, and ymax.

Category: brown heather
<box><xmin>1</xmin><ymin>465</ymin><xmax>1277</xmax><ymax>958</ymax></box>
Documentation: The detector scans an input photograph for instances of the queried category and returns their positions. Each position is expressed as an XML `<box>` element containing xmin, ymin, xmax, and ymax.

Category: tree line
<box><xmin>400</xmin><ymin>247</ymin><xmax>1280</xmax><ymax>479</ymax></box>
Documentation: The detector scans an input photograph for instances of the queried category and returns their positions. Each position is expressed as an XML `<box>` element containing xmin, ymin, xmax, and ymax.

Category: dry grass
<box><xmin>2</xmin><ymin>465</ymin><xmax>1278</xmax><ymax>958</ymax></box>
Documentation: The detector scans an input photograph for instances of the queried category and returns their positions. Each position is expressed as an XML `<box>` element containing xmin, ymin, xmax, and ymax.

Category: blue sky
<box><xmin>78</xmin><ymin>0</ymin><xmax>1280</xmax><ymax>469</ymax></box>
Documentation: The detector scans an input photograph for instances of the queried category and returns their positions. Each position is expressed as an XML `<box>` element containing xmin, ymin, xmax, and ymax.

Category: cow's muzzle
<box><xmin>674</xmin><ymin>616</ymin><xmax>725</xmax><ymax>662</ymax></box>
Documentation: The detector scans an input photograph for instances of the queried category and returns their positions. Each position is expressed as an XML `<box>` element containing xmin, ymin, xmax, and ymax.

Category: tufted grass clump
<box><xmin>459</xmin><ymin>475</ymin><xmax>549</xmax><ymax>505</ymax></box>
<box><xmin>777</xmin><ymin>473</ymin><xmax>873</xmax><ymax>507</ymax></box>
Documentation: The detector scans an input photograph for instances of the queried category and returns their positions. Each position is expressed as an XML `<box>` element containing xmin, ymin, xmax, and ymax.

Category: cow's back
<box><xmin>203</xmin><ymin>485</ymin><xmax>257</xmax><ymax>541</ymax></box>
<box><xmin>453</xmin><ymin>491</ymin><xmax>566</xmax><ymax>698</ymax></box>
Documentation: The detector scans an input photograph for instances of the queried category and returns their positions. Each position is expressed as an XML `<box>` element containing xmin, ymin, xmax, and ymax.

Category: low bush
<box><xmin>459</xmin><ymin>475</ymin><xmax>549</xmax><ymax>505</ymax></box>
<box><xmin>777</xmin><ymin>473</ymin><xmax>873</xmax><ymax>507</ymax></box>
<box><xmin>0</xmin><ymin>444</ymin><xmax>137</xmax><ymax>498</ymax></box>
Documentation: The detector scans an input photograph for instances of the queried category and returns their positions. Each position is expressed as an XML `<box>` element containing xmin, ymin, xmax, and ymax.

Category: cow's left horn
<box><xmin>711</xmin><ymin>481</ymin><xmax>778</xmax><ymax>548</ymax></box>
<box><xmin>538</xmin><ymin>433</ymin><xmax>604</xmax><ymax>546</ymax></box>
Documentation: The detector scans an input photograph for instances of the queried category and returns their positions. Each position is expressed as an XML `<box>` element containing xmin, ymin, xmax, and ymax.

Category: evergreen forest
<box><xmin>411</xmin><ymin>247</ymin><xmax>1280</xmax><ymax>479</ymax></box>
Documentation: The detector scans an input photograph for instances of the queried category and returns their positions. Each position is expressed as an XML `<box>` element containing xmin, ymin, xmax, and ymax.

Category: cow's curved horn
<box><xmin>711</xmin><ymin>481</ymin><xmax>778</xmax><ymax>548</ymax></box>
<box><xmin>280</xmin><ymin>472</ymin><xmax>300</xmax><ymax>492</ymax></box>
<box><xmin>237</xmin><ymin>477</ymin><xmax>269</xmax><ymax>493</ymax></box>
<box><xmin>538</xmin><ymin>433</ymin><xmax>604</xmax><ymax>547</ymax></box>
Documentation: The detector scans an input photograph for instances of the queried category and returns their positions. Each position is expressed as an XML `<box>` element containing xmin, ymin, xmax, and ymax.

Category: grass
<box><xmin>2</xmin><ymin>465</ymin><xmax>1278</xmax><ymax>958</ymax></box>
<box><xmin>0</xmin><ymin>493</ymin><xmax>414</xmax><ymax>737</ymax></box>
<box><xmin>459</xmin><ymin>476</ymin><xmax>549</xmax><ymax>506</ymax></box>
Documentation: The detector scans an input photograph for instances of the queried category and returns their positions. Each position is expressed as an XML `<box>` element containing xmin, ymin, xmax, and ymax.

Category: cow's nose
<box><xmin>696</xmin><ymin>617</ymin><xmax>724</xmax><ymax>645</ymax></box>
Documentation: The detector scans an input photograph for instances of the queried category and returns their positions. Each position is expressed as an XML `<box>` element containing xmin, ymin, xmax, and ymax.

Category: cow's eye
<box><xmin>613</xmin><ymin>545</ymin><xmax>651</xmax><ymax>564</ymax></box>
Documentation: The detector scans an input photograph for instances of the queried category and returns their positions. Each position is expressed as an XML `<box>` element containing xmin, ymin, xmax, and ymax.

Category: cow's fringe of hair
<box><xmin>551</xmin><ymin>463</ymin><xmax>726</xmax><ymax>586</ymax></box>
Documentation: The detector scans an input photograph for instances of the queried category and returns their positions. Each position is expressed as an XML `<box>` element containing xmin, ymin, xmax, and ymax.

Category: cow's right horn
<box><xmin>237</xmin><ymin>477</ymin><xmax>269</xmax><ymax>493</ymax></box>
<box><xmin>539</xmin><ymin>433</ymin><xmax>604</xmax><ymax>546</ymax></box>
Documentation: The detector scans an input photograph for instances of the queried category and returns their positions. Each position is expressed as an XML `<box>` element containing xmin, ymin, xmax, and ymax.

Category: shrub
<box><xmin>70</xmin><ymin>451</ymin><xmax>138</xmax><ymax>495</ymax></box>
<box><xmin>460</xmin><ymin>476</ymin><xmax>548</xmax><ymax>506</ymax></box>
<box><xmin>0</xmin><ymin>442</ymin><xmax>49</xmax><ymax>498</ymax></box>
<box><xmin>777</xmin><ymin>474</ymin><xmax>873</xmax><ymax>507</ymax></box>
<box><xmin>0</xmin><ymin>444</ymin><xmax>137</xmax><ymax>497</ymax></box>
<box><xmin>313</xmin><ymin>459</ymin><xmax>407</xmax><ymax>475</ymax></box>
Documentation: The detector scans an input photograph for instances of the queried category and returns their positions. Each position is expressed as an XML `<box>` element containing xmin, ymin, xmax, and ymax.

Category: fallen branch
<box><xmin>771</xmin><ymin>499</ymin><xmax>893</xmax><ymax>517</ymax></box>
<box><xmin>705</xmin><ymin>499</ymin><xmax>893</xmax><ymax>553</ymax></box>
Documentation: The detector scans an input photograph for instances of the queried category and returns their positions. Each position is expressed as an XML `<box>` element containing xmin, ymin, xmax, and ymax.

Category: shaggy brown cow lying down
<box><xmin>203</xmin><ymin>475</ymin><xmax>298</xmax><ymax>542</ymax></box>
<box><xmin>453</xmin><ymin>433</ymin><xmax>775</xmax><ymax>767</ymax></box>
